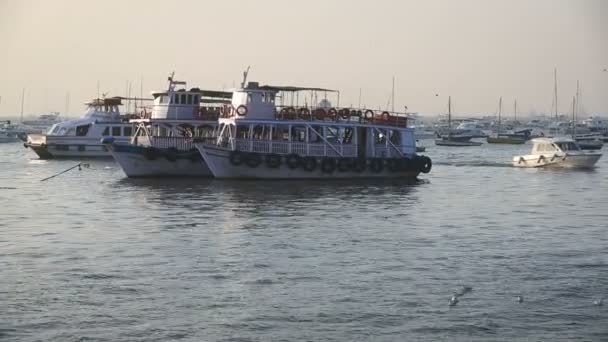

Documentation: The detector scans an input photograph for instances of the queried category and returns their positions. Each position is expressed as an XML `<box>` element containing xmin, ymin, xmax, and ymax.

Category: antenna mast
<box><xmin>241</xmin><ymin>66</ymin><xmax>251</xmax><ymax>88</ymax></box>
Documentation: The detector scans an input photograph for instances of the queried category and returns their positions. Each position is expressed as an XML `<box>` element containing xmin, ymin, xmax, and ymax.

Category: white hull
<box><xmin>196</xmin><ymin>144</ymin><xmax>423</xmax><ymax>179</ymax></box>
<box><xmin>512</xmin><ymin>153</ymin><xmax>601</xmax><ymax>168</ymax></box>
<box><xmin>109</xmin><ymin>144</ymin><xmax>211</xmax><ymax>177</ymax></box>
<box><xmin>26</xmin><ymin>135</ymin><xmax>130</xmax><ymax>159</ymax></box>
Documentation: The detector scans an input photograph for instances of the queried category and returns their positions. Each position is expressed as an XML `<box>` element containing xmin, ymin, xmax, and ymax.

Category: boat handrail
<box><xmin>227</xmin><ymin>138</ymin><xmax>358</xmax><ymax>157</ymax></box>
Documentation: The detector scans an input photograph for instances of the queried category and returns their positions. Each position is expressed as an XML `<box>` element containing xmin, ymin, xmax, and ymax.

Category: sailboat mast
<box><xmin>497</xmin><ymin>97</ymin><xmax>502</xmax><ymax>136</ymax></box>
<box><xmin>448</xmin><ymin>96</ymin><xmax>451</xmax><ymax>130</ymax></box>
<box><xmin>554</xmin><ymin>68</ymin><xmax>558</xmax><ymax>120</ymax></box>
<box><xmin>572</xmin><ymin>96</ymin><xmax>576</xmax><ymax>138</ymax></box>
<box><xmin>391</xmin><ymin>76</ymin><xmax>395</xmax><ymax>113</ymax></box>
<box><xmin>514</xmin><ymin>99</ymin><xmax>517</xmax><ymax>122</ymax></box>
<box><xmin>20</xmin><ymin>88</ymin><xmax>25</xmax><ymax>123</ymax></box>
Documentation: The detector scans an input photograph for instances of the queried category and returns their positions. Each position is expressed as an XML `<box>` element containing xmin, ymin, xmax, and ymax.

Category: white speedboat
<box><xmin>105</xmin><ymin>75</ymin><xmax>232</xmax><ymax>177</ymax></box>
<box><xmin>512</xmin><ymin>137</ymin><xmax>602</xmax><ymax>168</ymax></box>
<box><xmin>24</xmin><ymin>97</ymin><xmax>133</xmax><ymax>158</ymax></box>
<box><xmin>194</xmin><ymin>79</ymin><xmax>431</xmax><ymax>179</ymax></box>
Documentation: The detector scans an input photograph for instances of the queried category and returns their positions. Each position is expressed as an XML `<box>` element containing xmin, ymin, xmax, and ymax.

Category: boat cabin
<box><xmin>531</xmin><ymin>138</ymin><xmax>581</xmax><ymax>155</ymax></box>
<box><xmin>149</xmin><ymin>76</ymin><xmax>232</xmax><ymax>121</ymax></box>
<box><xmin>46</xmin><ymin>97</ymin><xmax>130</xmax><ymax>137</ymax></box>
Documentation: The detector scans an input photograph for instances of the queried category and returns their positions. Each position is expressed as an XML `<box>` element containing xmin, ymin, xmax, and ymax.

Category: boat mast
<box><xmin>20</xmin><ymin>88</ymin><xmax>25</xmax><ymax>123</ymax></box>
<box><xmin>497</xmin><ymin>96</ymin><xmax>502</xmax><ymax>136</ymax></box>
<box><xmin>571</xmin><ymin>95</ymin><xmax>576</xmax><ymax>138</ymax></box>
<box><xmin>391</xmin><ymin>76</ymin><xmax>395</xmax><ymax>113</ymax></box>
<box><xmin>514</xmin><ymin>99</ymin><xmax>517</xmax><ymax>122</ymax></box>
<box><xmin>554</xmin><ymin>68</ymin><xmax>558</xmax><ymax>120</ymax></box>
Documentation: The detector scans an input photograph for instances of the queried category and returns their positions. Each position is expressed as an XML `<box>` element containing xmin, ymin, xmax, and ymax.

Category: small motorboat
<box><xmin>512</xmin><ymin>137</ymin><xmax>602</xmax><ymax>168</ymax></box>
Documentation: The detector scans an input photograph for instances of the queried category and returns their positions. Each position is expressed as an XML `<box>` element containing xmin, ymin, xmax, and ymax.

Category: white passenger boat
<box><xmin>512</xmin><ymin>137</ymin><xmax>602</xmax><ymax>168</ymax></box>
<box><xmin>24</xmin><ymin>97</ymin><xmax>133</xmax><ymax>158</ymax></box>
<box><xmin>1</xmin><ymin>121</ymin><xmax>21</xmax><ymax>143</ymax></box>
<box><xmin>106</xmin><ymin>75</ymin><xmax>232</xmax><ymax>177</ymax></box>
<box><xmin>194</xmin><ymin>80</ymin><xmax>432</xmax><ymax>179</ymax></box>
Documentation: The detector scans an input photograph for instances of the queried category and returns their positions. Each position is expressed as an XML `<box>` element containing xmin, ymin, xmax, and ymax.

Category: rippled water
<box><xmin>1</xmin><ymin>140</ymin><xmax>607</xmax><ymax>341</ymax></box>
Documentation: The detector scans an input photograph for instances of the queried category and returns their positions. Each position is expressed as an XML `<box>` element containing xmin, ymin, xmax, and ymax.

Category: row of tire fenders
<box><xmin>228</xmin><ymin>150</ymin><xmax>432</xmax><ymax>174</ymax></box>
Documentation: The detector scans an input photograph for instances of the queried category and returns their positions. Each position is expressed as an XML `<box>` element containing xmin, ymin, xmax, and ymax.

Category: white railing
<box><xmin>231</xmin><ymin>138</ymin><xmax>358</xmax><ymax>157</ymax></box>
<box><xmin>149</xmin><ymin>137</ymin><xmax>195</xmax><ymax>151</ymax></box>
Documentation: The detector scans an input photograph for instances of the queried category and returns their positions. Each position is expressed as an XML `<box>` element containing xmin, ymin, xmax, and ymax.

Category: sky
<box><xmin>0</xmin><ymin>0</ymin><xmax>607</xmax><ymax>119</ymax></box>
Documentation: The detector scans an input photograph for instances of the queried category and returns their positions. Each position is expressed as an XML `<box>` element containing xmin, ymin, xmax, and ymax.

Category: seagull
<box><xmin>593</xmin><ymin>297</ymin><xmax>604</xmax><ymax>306</ymax></box>
<box><xmin>516</xmin><ymin>295</ymin><xmax>524</xmax><ymax>303</ymax></box>
<box><xmin>449</xmin><ymin>295</ymin><xmax>459</xmax><ymax>306</ymax></box>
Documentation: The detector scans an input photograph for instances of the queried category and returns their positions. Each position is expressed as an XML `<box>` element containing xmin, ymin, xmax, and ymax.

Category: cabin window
<box><xmin>193</xmin><ymin>95</ymin><xmax>199</xmax><ymax>104</ymax></box>
<box><xmin>123</xmin><ymin>126</ymin><xmax>133</xmax><ymax>136</ymax></box>
<box><xmin>173</xmin><ymin>94</ymin><xmax>179</xmax><ymax>104</ymax></box>
<box><xmin>187</xmin><ymin>94</ymin><xmax>193</xmax><ymax>105</ymax></box>
<box><xmin>267</xmin><ymin>93</ymin><xmax>275</xmax><ymax>103</ymax></box>
<box><xmin>66</xmin><ymin>127</ymin><xmax>76</xmax><ymax>135</ymax></box>
<box><xmin>247</xmin><ymin>94</ymin><xmax>252</xmax><ymax>104</ymax></box>
<box><xmin>102</xmin><ymin>127</ymin><xmax>109</xmax><ymax>135</ymax></box>
<box><xmin>291</xmin><ymin>125</ymin><xmax>307</xmax><ymax>142</ymax></box>
<box><xmin>236</xmin><ymin>125</ymin><xmax>250</xmax><ymax>139</ymax></box>
<box><xmin>271</xmin><ymin>125</ymin><xmax>289</xmax><ymax>141</ymax></box>
<box><xmin>112</xmin><ymin>127</ymin><xmax>121</xmax><ymax>136</ymax></box>
<box><xmin>389</xmin><ymin>129</ymin><xmax>401</xmax><ymax>146</ymax></box>
<box><xmin>308</xmin><ymin>125</ymin><xmax>323</xmax><ymax>143</ymax></box>
<box><xmin>374</xmin><ymin>129</ymin><xmax>387</xmax><ymax>145</ymax></box>
<box><xmin>76</xmin><ymin>124</ymin><xmax>90</xmax><ymax>136</ymax></box>
<box><xmin>252</xmin><ymin>125</ymin><xmax>270</xmax><ymax>140</ymax></box>
<box><xmin>158</xmin><ymin>95</ymin><xmax>165</xmax><ymax>103</ymax></box>
<box><xmin>181</xmin><ymin>94</ymin><xmax>187</xmax><ymax>105</ymax></box>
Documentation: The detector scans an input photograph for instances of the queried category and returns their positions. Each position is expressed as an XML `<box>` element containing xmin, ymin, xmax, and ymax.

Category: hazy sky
<box><xmin>1</xmin><ymin>0</ymin><xmax>607</xmax><ymax>118</ymax></box>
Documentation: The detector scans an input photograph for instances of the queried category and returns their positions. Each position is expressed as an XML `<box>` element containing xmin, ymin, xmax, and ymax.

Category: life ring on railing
<box><xmin>285</xmin><ymin>153</ymin><xmax>300</xmax><ymax>169</ymax></box>
<box><xmin>313</xmin><ymin>108</ymin><xmax>326</xmax><ymax>120</ymax></box>
<box><xmin>419</xmin><ymin>155</ymin><xmax>432</xmax><ymax>173</ymax></box>
<box><xmin>229</xmin><ymin>150</ymin><xmax>244</xmax><ymax>166</ymax></box>
<box><xmin>245</xmin><ymin>152</ymin><xmax>262</xmax><ymax>167</ymax></box>
<box><xmin>328</xmin><ymin>108</ymin><xmax>338</xmax><ymax>120</ymax></box>
<box><xmin>381</xmin><ymin>111</ymin><xmax>390</xmax><ymax>120</ymax></box>
<box><xmin>337</xmin><ymin>158</ymin><xmax>352</xmax><ymax>172</ymax></box>
<box><xmin>369</xmin><ymin>158</ymin><xmax>384</xmax><ymax>173</ymax></box>
<box><xmin>320</xmin><ymin>157</ymin><xmax>336</xmax><ymax>174</ymax></box>
<box><xmin>364</xmin><ymin>110</ymin><xmax>374</xmax><ymax>120</ymax></box>
<box><xmin>339</xmin><ymin>109</ymin><xmax>350</xmax><ymax>120</ymax></box>
<box><xmin>236</xmin><ymin>105</ymin><xmax>248</xmax><ymax>116</ymax></box>
<box><xmin>279</xmin><ymin>107</ymin><xmax>289</xmax><ymax>118</ymax></box>
<box><xmin>301</xmin><ymin>156</ymin><xmax>317</xmax><ymax>172</ymax></box>
<box><xmin>265</xmin><ymin>153</ymin><xmax>282</xmax><ymax>168</ymax></box>
<box><xmin>298</xmin><ymin>108</ymin><xmax>311</xmax><ymax>119</ymax></box>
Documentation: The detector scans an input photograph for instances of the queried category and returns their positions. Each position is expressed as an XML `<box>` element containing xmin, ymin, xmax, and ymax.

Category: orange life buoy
<box><xmin>364</xmin><ymin>110</ymin><xmax>374</xmax><ymax>120</ymax></box>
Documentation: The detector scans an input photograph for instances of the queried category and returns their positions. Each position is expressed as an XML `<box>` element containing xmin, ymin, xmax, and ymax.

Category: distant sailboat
<box><xmin>487</xmin><ymin>97</ymin><xmax>525</xmax><ymax>144</ymax></box>
<box><xmin>435</xmin><ymin>96</ymin><xmax>482</xmax><ymax>146</ymax></box>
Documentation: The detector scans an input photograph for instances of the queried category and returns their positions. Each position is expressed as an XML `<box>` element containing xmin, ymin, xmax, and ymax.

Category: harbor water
<box><xmin>1</xmin><ymin>140</ymin><xmax>607</xmax><ymax>341</ymax></box>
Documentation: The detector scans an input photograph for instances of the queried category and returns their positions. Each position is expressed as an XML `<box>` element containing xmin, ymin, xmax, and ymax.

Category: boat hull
<box><xmin>487</xmin><ymin>136</ymin><xmax>526</xmax><ymax>144</ymax></box>
<box><xmin>196</xmin><ymin>144</ymin><xmax>425</xmax><ymax>179</ymax></box>
<box><xmin>435</xmin><ymin>139</ymin><xmax>482</xmax><ymax>146</ymax></box>
<box><xmin>24</xmin><ymin>135</ymin><xmax>130</xmax><ymax>159</ymax></box>
<box><xmin>512</xmin><ymin>153</ymin><xmax>602</xmax><ymax>168</ymax></box>
<box><xmin>108</xmin><ymin>143</ymin><xmax>211</xmax><ymax>178</ymax></box>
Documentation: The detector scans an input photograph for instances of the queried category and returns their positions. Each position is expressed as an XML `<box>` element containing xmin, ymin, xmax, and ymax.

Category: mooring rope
<box><xmin>40</xmin><ymin>163</ymin><xmax>90</xmax><ymax>182</ymax></box>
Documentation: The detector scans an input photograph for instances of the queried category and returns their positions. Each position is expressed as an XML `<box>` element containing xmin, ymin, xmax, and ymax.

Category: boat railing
<box><xmin>218</xmin><ymin>104</ymin><xmax>409</xmax><ymax>128</ymax></box>
<box><xmin>148</xmin><ymin>136</ymin><xmax>198</xmax><ymax>151</ymax></box>
<box><xmin>230</xmin><ymin>138</ymin><xmax>358</xmax><ymax>157</ymax></box>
